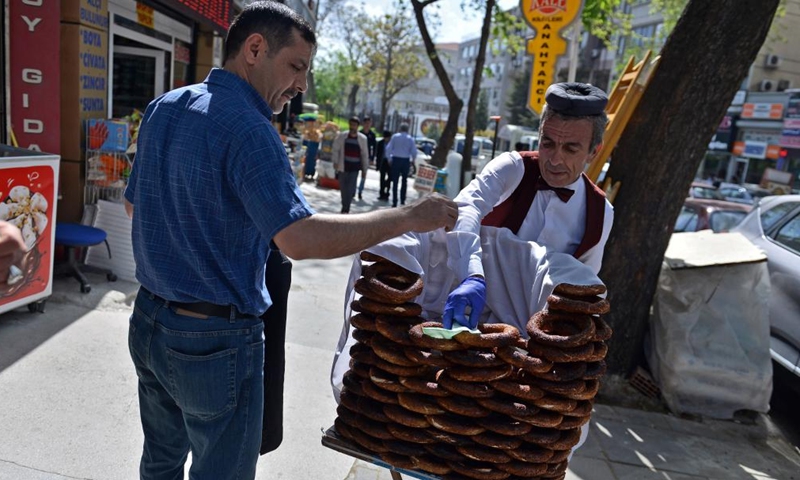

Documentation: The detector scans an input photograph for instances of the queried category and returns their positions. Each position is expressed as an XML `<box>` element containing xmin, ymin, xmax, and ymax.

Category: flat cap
<box><xmin>545</xmin><ymin>82</ymin><xmax>608</xmax><ymax>116</ymax></box>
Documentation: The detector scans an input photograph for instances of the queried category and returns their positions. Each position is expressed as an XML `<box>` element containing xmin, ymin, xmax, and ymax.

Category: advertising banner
<box><xmin>521</xmin><ymin>0</ymin><xmax>584</xmax><ymax>115</ymax></box>
<box><xmin>0</xmin><ymin>152</ymin><xmax>60</xmax><ymax>313</ymax></box>
<box><xmin>779</xmin><ymin>93</ymin><xmax>800</xmax><ymax>148</ymax></box>
<box><xmin>8</xmin><ymin>0</ymin><xmax>61</xmax><ymax>153</ymax></box>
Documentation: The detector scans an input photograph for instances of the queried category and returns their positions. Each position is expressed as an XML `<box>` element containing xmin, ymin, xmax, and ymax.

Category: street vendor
<box><xmin>443</xmin><ymin>81</ymin><xmax>614</xmax><ymax>329</ymax></box>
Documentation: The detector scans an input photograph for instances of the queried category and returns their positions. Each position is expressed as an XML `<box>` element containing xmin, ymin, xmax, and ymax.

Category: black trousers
<box><xmin>259</xmin><ymin>249</ymin><xmax>292</xmax><ymax>455</ymax></box>
<box><xmin>378</xmin><ymin>158</ymin><xmax>391</xmax><ymax>198</ymax></box>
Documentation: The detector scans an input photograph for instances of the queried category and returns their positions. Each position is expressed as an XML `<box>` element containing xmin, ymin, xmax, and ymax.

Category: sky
<box><xmin>360</xmin><ymin>0</ymin><xmax>519</xmax><ymax>43</ymax></box>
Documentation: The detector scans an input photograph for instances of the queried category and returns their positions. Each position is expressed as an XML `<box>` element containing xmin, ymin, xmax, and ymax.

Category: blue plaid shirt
<box><xmin>125</xmin><ymin>68</ymin><xmax>314</xmax><ymax>316</ymax></box>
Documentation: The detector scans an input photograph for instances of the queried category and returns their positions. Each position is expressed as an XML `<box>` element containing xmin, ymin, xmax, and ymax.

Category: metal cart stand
<box><xmin>0</xmin><ymin>145</ymin><xmax>60</xmax><ymax>314</ymax></box>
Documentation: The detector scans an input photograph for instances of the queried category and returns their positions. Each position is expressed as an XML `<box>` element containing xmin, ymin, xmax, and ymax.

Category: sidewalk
<box><xmin>0</xmin><ymin>169</ymin><xmax>798</xmax><ymax>480</ymax></box>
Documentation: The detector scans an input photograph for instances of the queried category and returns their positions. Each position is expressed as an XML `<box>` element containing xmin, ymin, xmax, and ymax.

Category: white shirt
<box><xmin>448</xmin><ymin>151</ymin><xmax>614</xmax><ymax>279</ymax></box>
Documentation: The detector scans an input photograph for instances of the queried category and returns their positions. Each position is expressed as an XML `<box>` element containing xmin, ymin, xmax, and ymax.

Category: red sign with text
<box><xmin>9</xmin><ymin>0</ymin><xmax>61</xmax><ymax>154</ymax></box>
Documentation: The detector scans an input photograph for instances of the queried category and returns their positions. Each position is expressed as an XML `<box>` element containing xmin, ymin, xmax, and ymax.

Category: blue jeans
<box><xmin>128</xmin><ymin>289</ymin><xmax>265</xmax><ymax>480</ymax></box>
<box><xmin>390</xmin><ymin>157</ymin><xmax>410</xmax><ymax>207</ymax></box>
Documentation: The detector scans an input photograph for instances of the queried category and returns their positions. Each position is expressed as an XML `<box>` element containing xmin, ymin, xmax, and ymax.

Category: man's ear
<box><xmin>243</xmin><ymin>33</ymin><xmax>266</xmax><ymax>64</ymax></box>
<box><xmin>590</xmin><ymin>143</ymin><xmax>603</xmax><ymax>161</ymax></box>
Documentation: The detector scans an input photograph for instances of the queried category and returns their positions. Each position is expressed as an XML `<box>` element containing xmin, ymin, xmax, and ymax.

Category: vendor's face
<box><xmin>349</xmin><ymin>121</ymin><xmax>359</xmax><ymax>133</ymax></box>
<box><xmin>538</xmin><ymin>117</ymin><xmax>598</xmax><ymax>187</ymax></box>
<box><xmin>249</xmin><ymin>29</ymin><xmax>313</xmax><ymax>113</ymax></box>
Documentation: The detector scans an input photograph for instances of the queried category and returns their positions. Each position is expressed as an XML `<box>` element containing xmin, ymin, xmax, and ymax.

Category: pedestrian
<box><xmin>385</xmin><ymin>123</ymin><xmax>418</xmax><ymax>207</ymax></box>
<box><xmin>376</xmin><ymin>130</ymin><xmax>392</xmax><ymax>201</ymax></box>
<box><xmin>332</xmin><ymin>116</ymin><xmax>369</xmax><ymax>213</ymax></box>
<box><xmin>443</xmin><ymin>81</ymin><xmax>614</xmax><ymax>458</ymax></box>
<box><xmin>123</xmin><ymin>3</ymin><xmax>458</xmax><ymax>480</ymax></box>
<box><xmin>0</xmin><ymin>220</ymin><xmax>25</xmax><ymax>284</ymax></box>
<box><xmin>301</xmin><ymin>117</ymin><xmax>322</xmax><ymax>181</ymax></box>
<box><xmin>357</xmin><ymin>116</ymin><xmax>377</xmax><ymax>200</ymax></box>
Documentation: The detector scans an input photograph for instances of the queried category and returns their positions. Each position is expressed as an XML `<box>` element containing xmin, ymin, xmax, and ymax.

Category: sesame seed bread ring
<box><xmin>554</xmin><ymin>414</ymin><xmax>591</xmax><ymax>430</ymax></box>
<box><xmin>379</xmin><ymin>451</ymin><xmax>416</xmax><ymax>470</ymax></box>
<box><xmin>511</xmin><ymin>409</ymin><xmax>563</xmax><ymax>428</ymax></box>
<box><xmin>375</xmin><ymin>317</ymin><xmax>416</xmax><ymax>347</ymax></box>
<box><xmin>495</xmin><ymin>346</ymin><xmax>553</xmax><ymax>374</ymax></box>
<box><xmin>411</xmin><ymin>455</ymin><xmax>453</xmax><ymax>476</ymax></box>
<box><xmin>549</xmin><ymin>428</ymin><xmax>582</xmax><ymax>450</ymax></box>
<box><xmin>425</xmin><ymin>428</ymin><xmax>473</xmax><ymax>446</ymax></box>
<box><xmin>349</xmin><ymin>343</ymin><xmax>378</xmax><ymax>365</ymax></box>
<box><xmin>526</xmin><ymin>339</ymin><xmax>594</xmax><ymax>363</ymax></box>
<box><xmin>349</xmin><ymin>360</ymin><xmax>372</xmax><ymax>379</ymax></box>
<box><xmin>336</xmin><ymin>404</ymin><xmax>361</xmax><ymax>428</ymax></box>
<box><xmin>349</xmin><ymin>427</ymin><xmax>389</xmax><ymax>453</ymax></box>
<box><xmin>397</xmin><ymin>392</ymin><xmax>447</xmax><ymax>415</ymax></box>
<box><xmin>454</xmin><ymin>323</ymin><xmax>520</xmax><ymax>349</ymax></box>
<box><xmin>446</xmin><ymin>364</ymin><xmax>513</xmax><ymax>383</ymax></box>
<box><xmin>362</xmin><ymin>262</ymin><xmax>423</xmax><ymax>303</ymax></box>
<box><xmin>342</xmin><ymin>370</ymin><xmax>365</xmax><ymax>396</ymax></box>
<box><xmin>531</xmin><ymin>395</ymin><xmax>578</xmax><ymax>414</ymax></box>
<box><xmin>386</xmin><ymin>423</ymin><xmax>436</xmax><ymax>444</ymax></box>
<box><xmin>546</xmin><ymin>294</ymin><xmax>610</xmax><ymax>315</ymax></box>
<box><xmin>351</xmin><ymin>328</ymin><xmax>376</xmax><ymax>346</ymax></box>
<box><xmin>476</xmin><ymin>395</ymin><xmax>539</xmax><ymax>419</ymax></box>
<box><xmin>338</xmin><ymin>389</ymin><xmax>362</xmax><ymax>412</ymax></box>
<box><xmin>545</xmin><ymin>460</ymin><xmax>569</xmax><ymax>476</ymax></box>
<box><xmin>403</xmin><ymin>347</ymin><xmax>456</xmax><ymax>367</ymax></box>
<box><xmin>361</xmin><ymin>378</ymin><xmax>400</xmax><ymax>405</ymax></box>
<box><xmin>527</xmin><ymin>311</ymin><xmax>596</xmax><ymax>348</ymax></box>
<box><xmin>398</xmin><ymin>375</ymin><xmax>451</xmax><ymax>397</ymax></box>
<box><xmin>561</xmin><ymin>379</ymin><xmax>600</xmax><ymax>401</ymax></box>
<box><xmin>476</xmin><ymin>415</ymin><xmax>533</xmax><ymax>436</ymax></box>
<box><xmin>489</xmin><ymin>378</ymin><xmax>546</xmax><ymax>401</ymax></box>
<box><xmin>369</xmin><ymin>366</ymin><xmax>412</xmax><ymax>393</ymax></box>
<box><xmin>436</xmin><ymin>370</ymin><xmax>495</xmax><ymax>398</ymax></box>
<box><xmin>357</xmin><ymin>414</ymin><xmax>395</xmax><ymax>440</ymax></box>
<box><xmin>354</xmin><ymin>277</ymin><xmax>400</xmax><ymax>305</ymax></box>
<box><xmin>520</xmin><ymin>426</ymin><xmax>561</xmax><ymax>445</ymax></box>
<box><xmin>409</xmin><ymin>322</ymin><xmax>470</xmax><ymax>351</ymax></box>
<box><xmin>456</xmin><ymin>444</ymin><xmax>512</xmax><ymax>464</ymax></box>
<box><xmin>523</xmin><ymin>375</ymin><xmax>587</xmax><ymax>397</ymax></box>
<box><xmin>360</xmin><ymin>251</ymin><xmax>388</xmax><ymax>263</ymax></box>
<box><xmin>447</xmin><ymin>461</ymin><xmax>512</xmax><ymax>480</ymax></box>
<box><xmin>356</xmin><ymin>297</ymin><xmax>423</xmax><ymax>317</ymax></box>
<box><xmin>372</xmin><ymin>338</ymin><xmax>418</xmax><ymax>367</ymax></box>
<box><xmin>436</xmin><ymin>394</ymin><xmax>492</xmax><ymax>418</ymax></box>
<box><xmin>382</xmin><ymin>404</ymin><xmax>430</xmax><ymax>429</ymax></box>
<box><xmin>562</xmin><ymin>399</ymin><xmax>593</xmax><ymax>417</ymax></box>
<box><xmin>592</xmin><ymin>316</ymin><xmax>613</xmax><ymax>341</ymax></box>
<box><xmin>549</xmin><ymin>448</ymin><xmax>572</xmax><ymax>463</ymax></box>
<box><xmin>423</xmin><ymin>443</ymin><xmax>469</xmax><ymax>462</ymax></box>
<box><xmin>585</xmin><ymin>341</ymin><xmax>609</xmax><ymax>362</ymax></box>
<box><xmin>583</xmin><ymin>360</ymin><xmax>607</xmax><ymax>380</ymax></box>
<box><xmin>426</xmin><ymin>413</ymin><xmax>486</xmax><ymax>436</ymax></box>
<box><xmin>443</xmin><ymin>349</ymin><xmax>507</xmax><ymax>368</ymax></box>
<box><xmin>472</xmin><ymin>431</ymin><xmax>522</xmax><ymax>450</ymax></box>
<box><xmin>350</xmin><ymin>312</ymin><xmax>378</xmax><ymax>331</ymax></box>
<box><xmin>531</xmin><ymin>361</ymin><xmax>589</xmax><ymax>383</ymax></box>
<box><xmin>505</xmin><ymin>443</ymin><xmax>554</xmax><ymax>463</ymax></box>
<box><xmin>373</xmin><ymin>357</ymin><xmax>431</xmax><ymax>377</ymax></box>
<box><xmin>497</xmin><ymin>461</ymin><xmax>547</xmax><ymax>477</ymax></box>
<box><xmin>357</xmin><ymin>395</ymin><xmax>392</xmax><ymax>423</ymax></box>
<box><xmin>553</xmin><ymin>282</ymin><xmax>606</xmax><ymax>297</ymax></box>
<box><xmin>334</xmin><ymin>417</ymin><xmax>357</xmax><ymax>442</ymax></box>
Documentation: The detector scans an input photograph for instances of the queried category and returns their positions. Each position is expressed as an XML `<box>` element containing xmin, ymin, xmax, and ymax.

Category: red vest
<box><xmin>481</xmin><ymin>151</ymin><xmax>607</xmax><ymax>259</ymax></box>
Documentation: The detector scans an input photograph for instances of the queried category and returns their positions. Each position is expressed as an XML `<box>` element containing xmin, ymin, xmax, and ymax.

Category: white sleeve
<box><xmin>446</xmin><ymin>152</ymin><xmax>525</xmax><ymax>282</ymax></box>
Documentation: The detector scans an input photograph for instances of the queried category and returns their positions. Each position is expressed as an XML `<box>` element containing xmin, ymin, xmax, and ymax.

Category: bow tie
<box><xmin>535</xmin><ymin>177</ymin><xmax>574</xmax><ymax>203</ymax></box>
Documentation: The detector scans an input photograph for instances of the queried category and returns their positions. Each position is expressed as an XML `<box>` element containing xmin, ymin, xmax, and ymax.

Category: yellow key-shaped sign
<box><xmin>521</xmin><ymin>0</ymin><xmax>584</xmax><ymax>115</ymax></box>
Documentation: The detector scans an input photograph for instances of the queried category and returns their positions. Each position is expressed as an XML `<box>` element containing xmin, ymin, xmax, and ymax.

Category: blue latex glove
<box><xmin>443</xmin><ymin>276</ymin><xmax>486</xmax><ymax>329</ymax></box>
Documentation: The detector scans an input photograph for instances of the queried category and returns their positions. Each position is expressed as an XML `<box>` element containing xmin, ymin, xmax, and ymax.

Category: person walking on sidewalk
<box><xmin>123</xmin><ymin>3</ymin><xmax>458</xmax><ymax>480</ymax></box>
<box><xmin>332</xmin><ymin>116</ymin><xmax>369</xmax><ymax>213</ymax></box>
<box><xmin>357</xmin><ymin>116</ymin><xmax>376</xmax><ymax>200</ymax></box>
<box><xmin>385</xmin><ymin>123</ymin><xmax>417</xmax><ymax>207</ymax></box>
<box><xmin>376</xmin><ymin>130</ymin><xmax>392</xmax><ymax>201</ymax></box>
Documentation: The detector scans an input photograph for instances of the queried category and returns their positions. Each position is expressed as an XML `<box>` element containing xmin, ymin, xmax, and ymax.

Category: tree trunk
<box><xmin>461</xmin><ymin>0</ymin><xmax>495</xmax><ymax>187</ymax></box>
<box><xmin>346</xmin><ymin>83</ymin><xmax>360</xmax><ymax>118</ymax></box>
<box><xmin>600</xmin><ymin>0</ymin><xmax>780</xmax><ymax>376</ymax></box>
<box><xmin>411</xmin><ymin>0</ymin><xmax>464</xmax><ymax>168</ymax></box>
<box><xmin>380</xmin><ymin>46</ymin><xmax>394</xmax><ymax>131</ymax></box>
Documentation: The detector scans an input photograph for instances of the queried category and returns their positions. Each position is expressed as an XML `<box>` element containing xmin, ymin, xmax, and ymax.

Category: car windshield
<box><xmin>675</xmin><ymin>207</ymin><xmax>698</xmax><ymax>232</ymax></box>
<box><xmin>709</xmin><ymin>211</ymin><xmax>747</xmax><ymax>233</ymax></box>
<box><xmin>760</xmin><ymin>202</ymin><xmax>800</xmax><ymax>232</ymax></box>
<box><xmin>690</xmin><ymin>185</ymin><xmax>725</xmax><ymax>200</ymax></box>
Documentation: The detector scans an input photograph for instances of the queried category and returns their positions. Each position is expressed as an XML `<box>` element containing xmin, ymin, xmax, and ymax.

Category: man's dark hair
<box><xmin>349</xmin><ymin>116</ymin><xmax>361</xmax><ymax>124</ymax></box>
<box><xmin>224</xmin><ymin>1</ymin><xmax>316</xmax><ymax>63</ymax></box>
<box><xmin>382</xmin><ymin>130</ymin><xmax>392</xmax><ymax>137</ymax></box>
<box><xmin>362</xmin><ymin>116</ymin><xmax>371</xmax><ymax>122</ymax></box>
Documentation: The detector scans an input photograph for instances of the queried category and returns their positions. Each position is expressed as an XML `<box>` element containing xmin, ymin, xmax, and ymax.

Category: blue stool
<box><xmin>55</xmin><ymin>223</ymin><xmax>117</xmax><ymax>293</ymax></box>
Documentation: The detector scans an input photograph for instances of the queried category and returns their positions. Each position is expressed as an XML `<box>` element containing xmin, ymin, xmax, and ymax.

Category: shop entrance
<box><xmin>112</xmin><ymin>46</ymin><xmax>166</xmax><ymax>118</ymax></box>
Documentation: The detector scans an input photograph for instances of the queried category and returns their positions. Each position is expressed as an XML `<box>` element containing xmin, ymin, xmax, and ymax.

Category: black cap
<box><xmin>545</xmin><ymin>82</ymin><xmax>608</xmax><ymax>116</ymax></box>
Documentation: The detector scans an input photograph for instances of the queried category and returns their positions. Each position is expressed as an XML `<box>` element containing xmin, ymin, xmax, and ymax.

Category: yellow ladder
<box><xmin>586</xmin><ymin>50</ymin><xmax>660</xmax><ymax>202</ymax></box>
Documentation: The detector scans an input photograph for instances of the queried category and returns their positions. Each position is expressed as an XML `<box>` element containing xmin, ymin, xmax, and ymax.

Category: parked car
<box><xmin>688</xmin><ymin>181</ymin><xmax>726</xmax><ymax>201</ymax></box>
<box><xmin>717</xmin><ymin>182</ymin><xmax>755</xmax><ymax>205</ymax></box>
<box><xmin>731</xmin><ymin>195</ymin><xmax>800</xmax><ymax>384</ymax></box>
<box><xmin>415</xmin><ymin>137</ymin><xmax>437</xmax><ymax>156</ymax></box>
<box><xmin>674</xmin><ymin>198</ymin><xmax>752</xmax><ymax>233</ymax></box>
<box><xmin>410</xmin><ymin>150</ymin><xmax>431</xmax><ymax>177</ymax></box>
<box><xmin>454</xmin><ymin>135</ymin><xmax>494</xmax><ymax>174</ymax></box>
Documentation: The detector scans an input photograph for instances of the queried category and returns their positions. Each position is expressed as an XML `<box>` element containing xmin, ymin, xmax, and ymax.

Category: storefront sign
<box><xmin>136</xmin><ymin>3</ymin><xmax>155</xmax><ymax>28</ymax></box>
<box><xmin>171</xmin><ymin>0</ymin><xmax>233</xmax><ymax>33</ymax></box>
<box><xmin>779</xmin><ymin>93</ymin><xmax>800</xmax><ymax>148</ymax></box>
<box><xmin>741</xmin><ymin>103</ymin><xmax>784</xmax><ymax>120</ymax></box>
<box><xmin>732</xmin><ymin>141</ymin><xmax>782</xmax><ymax>160</ymax></box>
<box><xmin>8</xmin><ymin>0</ymin><xmax>61</xmax><ymax>153</ymax></box>
<box><xmin>521</xmin><ymin>0</ymin><xmax>584</xmax><ymax>115</ymax></box>
<box><xmin>731</xmin><ymin>90</ymin><xmax>747</xmax><ymax>106</ymax></box>
<box><xmin>62</xmin><ymin>0</ymin><xmax>108</xmax><ymax>31</ymax></box>
<box><xmin>78</xmin><ymin>25</ymin><xmax>108</xmax><ymax>116</ymax></box>
<box><xmin>708</xmin><ymin>115</ymin><xmax>736</xmax><ymax>151</ymax></box>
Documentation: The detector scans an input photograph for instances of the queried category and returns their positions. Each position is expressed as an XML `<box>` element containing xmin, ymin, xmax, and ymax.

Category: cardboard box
<box><xmin>61</xmin><ymin>0</ymin><xmax>108</xmax><ymax>31</ymax></box>
<box><xmin>61</xmin><ymin>23</ymin><xmax>108</xmax><ymax>162</ymax></box>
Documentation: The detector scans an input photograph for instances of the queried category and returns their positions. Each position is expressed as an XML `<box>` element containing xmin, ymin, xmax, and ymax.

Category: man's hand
<box><xmin>404</xmin><ymin>193</ymin><xmax>458</xmax><ymax>233</ymax></box>
<box><xmin>0</xmin><ymin>221</ymin><xmax>26</xmax><ymax>283</ymax></box>
<box><xmin>443</xmin><ymin>276</ymin><xmax>486</xmax><ymax>329</ymax></box>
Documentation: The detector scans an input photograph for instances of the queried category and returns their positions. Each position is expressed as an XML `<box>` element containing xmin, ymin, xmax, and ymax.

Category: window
<box><xmin>775</xmin><ymin>214</ymin><xmax>800</xmax><ymax>253</ymax></box>
<box><xmin>675</xmin><ymin>207</ymin><xmax>699</xmax><ymax>232</ymax></box>
<box><xmin>761</xmin><ymin>202</ymin><xmax>800</xmax><ymax>232</ymax></box>
<box><xmin>709</xmin><ymin>211</ymin><xmax>747</xmax><ymax>233</ymax></box>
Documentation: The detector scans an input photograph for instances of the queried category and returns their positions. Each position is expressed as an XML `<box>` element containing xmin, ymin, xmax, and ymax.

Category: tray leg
<box><xmin>390</xmin><ymin>472</ymin><xmax>403</xmax><ymax>480</ymax></box>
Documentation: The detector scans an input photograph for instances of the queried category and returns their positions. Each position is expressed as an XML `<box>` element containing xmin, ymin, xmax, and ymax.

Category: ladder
<box><xmin>586</xmin><ymin>50</ymin><xmax>661</xmax><ymax>202</ymax></box>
